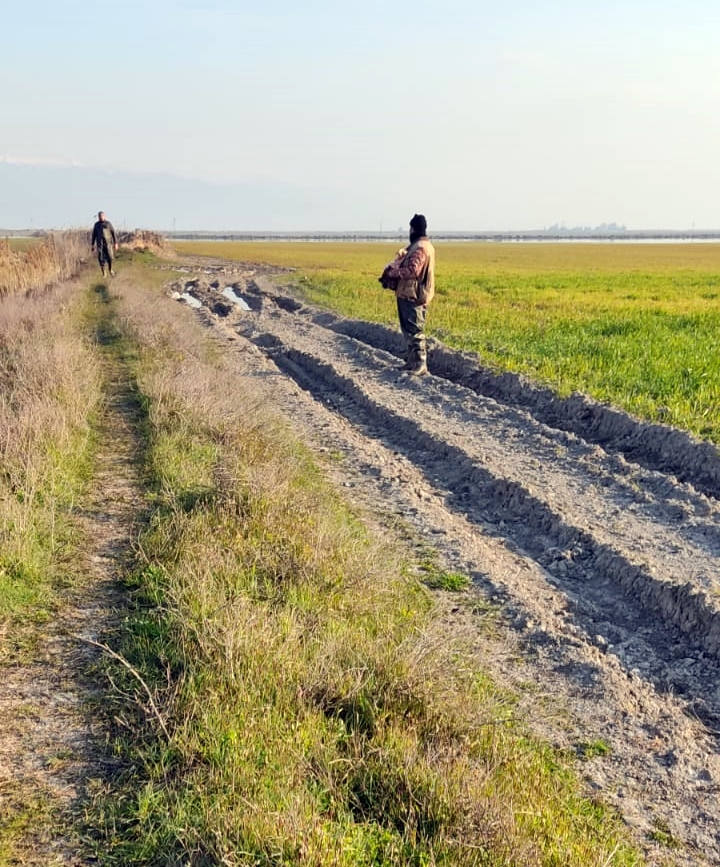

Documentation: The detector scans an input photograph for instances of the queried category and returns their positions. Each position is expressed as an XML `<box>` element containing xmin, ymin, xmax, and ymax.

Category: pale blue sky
<box><xmin>3</xmin><ymin>0</ymin><xmax>720</xmax><ymax>230</ymax></box>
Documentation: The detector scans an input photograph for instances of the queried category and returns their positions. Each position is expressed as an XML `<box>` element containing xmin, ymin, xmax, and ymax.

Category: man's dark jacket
<box><xmin>91</xmin><ymin>219</ymin><xmax>117</xmax><ymax>252</ymax></box>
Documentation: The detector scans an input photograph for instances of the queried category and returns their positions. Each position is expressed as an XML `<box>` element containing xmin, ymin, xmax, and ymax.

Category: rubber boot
<box><xmin>407</xmin><ymin>345</ymin><xmax>428</xmax><ymax>376</ymax></box>
<box><xmin>398</xmin><ymin>336</ymin><xmax>413</xmax><ymax>369</ymax></box>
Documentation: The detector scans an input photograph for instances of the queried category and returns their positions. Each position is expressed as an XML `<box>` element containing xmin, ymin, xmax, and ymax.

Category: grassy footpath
<box><xmin>174</xmin><ymin>240</ymin><xmax>720</xmax><ymax>441</ymax></box>
<box><xmin>2</xmin><ymin>257</ymin><xmax>646</xmax><ymax>865</ymax></box>
<box><xmin>0</xmin><ymin>274</ymin><xmax>105</xmax><ymax>864</ymax></box>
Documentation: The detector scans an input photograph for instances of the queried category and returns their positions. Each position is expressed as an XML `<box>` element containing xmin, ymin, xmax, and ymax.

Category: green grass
<box><xmin>80</xmin><ymin>265</ymin><xmax>643</xmax><ymax>866</ymax></box>
<box><xmin>0</xmin><ymin>293</ymin><xmax>102</xmax><ymax>657</ymax></box>
<box><xmin>0</xmin><ymin>785</ymin><xmax>59</xmax><ymax>866</ymax></box>
<box><xmin>174</xmin><ymin>240</ymin><xmax>720</xmax><ymax>441</ymax></box>
<box><xmin>3</xmin><ymin>237</ymin><xmax>42</xmax><ymax>252</ymax></box>
<box><xmin>413</xmin><ymin>554</ymin><xmax>472</xmax><ymax>592</ymax></box>
<box><xmin>576</xmin><ymin>740</ymin><xmax>612</xmax><ymax>760</ymax></box>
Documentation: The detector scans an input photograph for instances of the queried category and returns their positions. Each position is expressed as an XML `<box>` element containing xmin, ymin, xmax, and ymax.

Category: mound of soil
<box><xmin>118</xmin><ymin>230</ymin><xmax>175</xmax><ymax>257</ymax></box>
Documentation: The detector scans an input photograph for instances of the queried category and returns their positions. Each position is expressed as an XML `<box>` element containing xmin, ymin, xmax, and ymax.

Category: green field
<box><xmin>175</xmin><ymin>240</ymin><xmax>720</xmax><ymax>441</ymax></box>
<box><xmin>3</xmin><ymin>237</ymin><xmax>42</xmax><ymax>252</ymax></box>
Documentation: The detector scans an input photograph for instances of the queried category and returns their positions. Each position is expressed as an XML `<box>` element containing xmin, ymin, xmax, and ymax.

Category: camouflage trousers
<box><xmin>397</xmin><ymin>297</ymin><xmax>428</xmax><ymax>364</ymax></box>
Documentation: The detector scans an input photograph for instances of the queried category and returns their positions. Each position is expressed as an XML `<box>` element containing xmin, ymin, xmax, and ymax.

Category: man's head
<box><xmin>409</xmin><ymin>213</ymin><xmax>427</xmax><ymax>241</ymax></box>
<box><xmin>98</xmin><ymin>211</ymin><xmax>105</xmax><ymax>221</ymax></box>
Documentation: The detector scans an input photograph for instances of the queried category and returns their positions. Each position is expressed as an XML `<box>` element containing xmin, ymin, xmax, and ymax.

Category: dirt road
<box><xmin>168</xmin><ymin>260</ymin><xmax>720</xmax><ymax>867</ymax></box>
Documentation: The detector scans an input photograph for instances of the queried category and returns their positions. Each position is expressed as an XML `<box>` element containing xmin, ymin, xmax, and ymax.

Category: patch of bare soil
<box><xmin>169</xmin><ymin>260</ymin><xmax>720</xmax><ymax>867</ymax></box>
<box><xmin>0</xmin><ymin>362</ymin><xmax>141</xmax><ymax>864</ymax></box>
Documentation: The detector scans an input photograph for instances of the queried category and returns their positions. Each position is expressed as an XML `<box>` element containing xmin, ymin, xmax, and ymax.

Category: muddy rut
<box><xmin>169</xmin><ymin>262</ymin><xmax>720</xmax><ymax>867</ymax></box>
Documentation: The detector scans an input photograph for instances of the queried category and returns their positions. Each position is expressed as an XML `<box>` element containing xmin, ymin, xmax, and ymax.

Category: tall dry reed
<box><xmin>0</xmin><ymin>232</ymin><xmax>88</xmax><ymax>298</ymax></box>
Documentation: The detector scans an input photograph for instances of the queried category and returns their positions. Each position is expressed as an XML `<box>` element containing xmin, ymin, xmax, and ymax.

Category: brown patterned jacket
<box><xmin>381</xmin><ymin>237</ymin><xmax>435</xmax><ymax>305</ymax></box>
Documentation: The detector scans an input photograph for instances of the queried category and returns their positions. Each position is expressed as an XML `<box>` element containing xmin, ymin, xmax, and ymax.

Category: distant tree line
<box><xmin>545</xmin><ymin>223</ymin><xmax>627</xmax><ymax>234</ymax></box>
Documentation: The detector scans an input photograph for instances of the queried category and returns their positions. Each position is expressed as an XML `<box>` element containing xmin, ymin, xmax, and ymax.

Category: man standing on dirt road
<box><xmin>379</xmin><ymin>213</ymin><xmax>436</xmax><ymax>376</ymax></box>
<box><xmin>90</xmin><ymin>211</ymin><xmax>118</xmax><ymax>277</ymax></box>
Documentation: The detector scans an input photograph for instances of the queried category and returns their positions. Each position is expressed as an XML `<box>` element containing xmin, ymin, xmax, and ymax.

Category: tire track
<box><xmin>331</xmin><ymin>315</ymin><xmax>720</xmax><ymax>499</ymax></box>
<box><xmin>170</xmin><ymin>264</ymin><xmax>720</xmax><ymax>864</ymax></box>
<box><xmin>257</xmin><ymin>335</ymin><xmax>720</xmax><ymax>713</ymax></box>
<box><xmin>181</xmin><ymin>272</ymin><xmax>720</xmax><ymax>709</ymax></box>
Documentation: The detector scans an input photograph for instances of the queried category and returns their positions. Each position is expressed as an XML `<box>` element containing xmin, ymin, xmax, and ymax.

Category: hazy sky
<box><xmin>4</xmin><ymin>0</ymin><xmax>720</xmax><ymax>230</ymax></box>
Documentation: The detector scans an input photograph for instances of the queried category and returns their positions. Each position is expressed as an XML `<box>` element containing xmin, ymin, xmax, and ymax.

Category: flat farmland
<box><xmin>176</xmin><ymin>240</ymin><xmax>720</xmax><ymax>440</ymax></box>
<box><xmin>5</xmin><ymin>244</ymin><xmax>720</xmax><ymax>865</ymax></box>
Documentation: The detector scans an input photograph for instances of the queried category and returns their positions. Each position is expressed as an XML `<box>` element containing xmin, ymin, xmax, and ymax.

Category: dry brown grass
<box><xmin>0</xmin><ymin>233</ymin><xmax>88</xmax><ymax>298</ymax></box>
<box><xmin>0</xmin><ymin>274</ymin><xmax>103</xmax><ymax>648</ymax></box>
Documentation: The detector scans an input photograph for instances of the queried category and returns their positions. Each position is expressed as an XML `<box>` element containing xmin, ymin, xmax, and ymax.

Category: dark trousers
<box><xmin>397</xmin><ymin>298</ymin><xmax>427</xmax><ymax>362</ymax></box>
<box><xmin>97</xmin><ymin>246</ymin><xmax>114</xmax><ymax>271</ymax></box>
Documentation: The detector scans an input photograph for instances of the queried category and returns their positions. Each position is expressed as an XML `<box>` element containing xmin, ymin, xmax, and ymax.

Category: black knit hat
<box><xmin>409</xmin><ymin>213</ymin><xmax>427</xmax><ymax>235</ymax></box>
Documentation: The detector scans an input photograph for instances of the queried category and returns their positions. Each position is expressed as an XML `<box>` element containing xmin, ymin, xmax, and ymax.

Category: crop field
<box><xmin>175</xmin><ymin>240</ymin><xmax>720</xmax><ymax>441</ymax></box>
<box><xmin>4</xmin><ymin>237</ymin><xmax>42</xmax><ymax>252</ymax></box>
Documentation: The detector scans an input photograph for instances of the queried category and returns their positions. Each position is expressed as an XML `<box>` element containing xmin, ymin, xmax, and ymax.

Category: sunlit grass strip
<box><xmin>174</xmin><ymin>240</ymin><xmax>720</xmax><ymax>441</ymax></box>
<box><xmin>89</xmin><ymin>269</ymin><xmax>640</xmax><ymax>866</ymax></box>
<box><xmin>0</xmin><ymin>282</ymin><xmax>103</xmax><ymax>655</ymax></box>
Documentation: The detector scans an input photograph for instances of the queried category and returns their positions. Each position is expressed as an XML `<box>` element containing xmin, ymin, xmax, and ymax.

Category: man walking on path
<box><xmin>90</xmin><ymin>211</ymin><xmax>118</xmax><ymax>277</ymax></box>
<box><xmin>379</xmin><ymin>213</ymin><xmax>436</xmax><ymax>376</ymax></box>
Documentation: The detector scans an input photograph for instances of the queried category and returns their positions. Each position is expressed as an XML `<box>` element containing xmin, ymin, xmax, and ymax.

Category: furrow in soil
<box><xmin>169</xmin><ymin>264</ymin><xmax>720</xmax><ymax>866</ymax></box>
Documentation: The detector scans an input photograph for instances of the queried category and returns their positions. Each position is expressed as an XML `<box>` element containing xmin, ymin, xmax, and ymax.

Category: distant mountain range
<box><xmin>0</xmin><ymin>161</ymin><xmax>376</xmax><ymax>233</ymax></box>
<box><xmin>3</xmin><ymin>161</ymin><xmax>719</xmax><ymax>239</ymax></box>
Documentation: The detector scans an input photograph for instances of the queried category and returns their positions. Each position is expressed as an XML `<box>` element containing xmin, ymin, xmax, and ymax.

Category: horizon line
<box><xmin>4</xmin><ymin>227</ymin><xmax>720</xmax><ymax>240</ymax></box>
